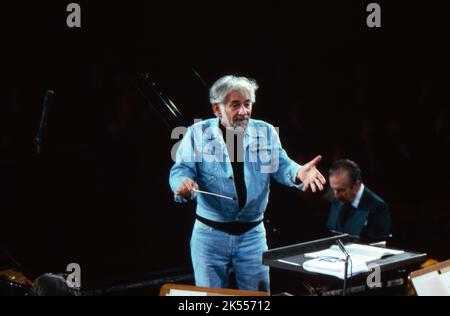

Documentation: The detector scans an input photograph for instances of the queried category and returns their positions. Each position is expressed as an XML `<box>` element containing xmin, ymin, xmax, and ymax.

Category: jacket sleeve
<box><xmin>367</xmin><ymin>201</ymin><xmax>391</xmax><ymax>240</ymax></box>
<box><xmin>268</xmin><ymin>124</ymin><xmax>304</xmax><ymax>189</ymax></box>
<box><xmin>169</xmin><ymin>126</ymin><xmax>198</xmax><ymax>203</ymax></box>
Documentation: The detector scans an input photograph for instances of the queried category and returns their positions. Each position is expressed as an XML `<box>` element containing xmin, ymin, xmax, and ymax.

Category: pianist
<box><xmin>326</xmin><ymin>159</ymin><xmax>391</xmax><ymax>242</ymax></box>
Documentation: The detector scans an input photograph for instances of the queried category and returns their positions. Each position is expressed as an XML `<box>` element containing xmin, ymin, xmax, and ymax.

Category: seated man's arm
<box><xmin>367</xmin><ymin>202</ymin><xmax>391</xmax><ymax>241</ymax></box>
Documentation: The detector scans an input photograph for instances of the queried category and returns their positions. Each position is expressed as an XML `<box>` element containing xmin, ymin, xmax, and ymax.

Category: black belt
<box><xmin>195</xmin><ymin>215</ymin><xmax>262</xmax><ymax>236</ymax></box>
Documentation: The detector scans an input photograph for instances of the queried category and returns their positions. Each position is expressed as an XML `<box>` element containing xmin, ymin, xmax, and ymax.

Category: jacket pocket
<box><xmin>199</xmin><ymin>146</ymin><xmax>220</xmax><ymax>175</ymax></box>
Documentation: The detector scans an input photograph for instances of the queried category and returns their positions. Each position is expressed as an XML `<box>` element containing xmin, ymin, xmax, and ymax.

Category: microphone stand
<box><xmin>34</xmin><ymin>89</ymin><xmax>54</xmax><ymax>155</ymax></box>
<box><xmin>336</xmin><ymin>239</ymin><xmax>350</xmax><ymax>296</ymax></box>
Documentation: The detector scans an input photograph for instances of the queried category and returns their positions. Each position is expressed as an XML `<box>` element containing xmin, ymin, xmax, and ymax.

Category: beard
<box><xmin>231</xmin><ymin>115</ymin><xmax>250</xmax><ymax>130</ymax></box>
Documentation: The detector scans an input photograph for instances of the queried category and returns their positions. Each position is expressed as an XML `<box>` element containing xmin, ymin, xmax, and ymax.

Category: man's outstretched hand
<box><xmin>296</xmin><ymin>155</ymin><xmax>326</xmax><ymax>193</ymax></box>
<box><xmin>175</xmin><ymin>178</ymin><xmax>198</xmax><ymax>198</ymax></box>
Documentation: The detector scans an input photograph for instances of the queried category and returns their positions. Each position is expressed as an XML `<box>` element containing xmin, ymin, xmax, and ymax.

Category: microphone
<box><xmin>336</xmin><ymin>239</ymin><xmax>349</xmax><ymax>257</ymax></box>
<box><xmin>34</xmin><ymin>89</ymin><xmax>55</xmax><ymax>155</ymax></box>
<box><xmin>330</xmin><ymin>229</ymin><xmax>361</xmax><ymax>241</ymax></box>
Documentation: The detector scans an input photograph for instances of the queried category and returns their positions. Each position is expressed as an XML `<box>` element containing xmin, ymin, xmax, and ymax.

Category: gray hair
<box><xmin>209</xmin><ymin>75</ymin><xmax>259</xmax><ymax>105</ymax></box>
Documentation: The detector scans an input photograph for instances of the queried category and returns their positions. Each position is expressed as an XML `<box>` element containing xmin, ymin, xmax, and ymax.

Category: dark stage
<box><xmin>0</xmin><ymin>1</ymin><xmax>449</xmax><ymax>296</ymax></box>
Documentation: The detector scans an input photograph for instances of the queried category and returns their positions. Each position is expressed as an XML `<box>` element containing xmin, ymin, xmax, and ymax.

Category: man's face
<box><xmin>214</xmin><ymin>90</ymin><xmax>252</xmax><ymax>130</ymax></box>
<box><xmin>329</xmin><ymin>171</ymin><xmax>360</xmax><ymax>204</ymax></box>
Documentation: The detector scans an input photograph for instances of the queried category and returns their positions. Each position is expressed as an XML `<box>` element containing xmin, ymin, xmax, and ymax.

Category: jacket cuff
<box><xmin>291</xmin><ymin>165</ymin><xmax>304</xmax><ymax>190</ymax></box>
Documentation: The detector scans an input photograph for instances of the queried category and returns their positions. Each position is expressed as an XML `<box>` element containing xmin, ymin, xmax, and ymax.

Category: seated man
<box><xmin>326</xmin><ymin>159</ymin><xmax>391</xmax><ymax>242</ymax></box>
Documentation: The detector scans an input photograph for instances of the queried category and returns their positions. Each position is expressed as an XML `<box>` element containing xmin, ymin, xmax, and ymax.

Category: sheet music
<box><xmin>412</xmin><ymin>272</ymin><xmax>450</xmax><ymax>296</ymax></box>
<box><xmin>301</xmin><ymin>243</ymin><xmax>405</xmax><ymax>279</ymax></box>
<box><xmin>303</xmin><ymin>257</ymin><xmax>369</xmax><ymax>279</ymax></box>
<box><xmin>305</xmin><ymin>243</ymin><xmax>404</xmax><ymax>263</ymax></box>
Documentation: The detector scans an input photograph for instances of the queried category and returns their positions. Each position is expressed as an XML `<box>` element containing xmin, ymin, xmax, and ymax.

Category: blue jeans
<box><xmin>190</xmin><ymin>219</ymin><xmax>270</xmax><ymax>293</ymax></box>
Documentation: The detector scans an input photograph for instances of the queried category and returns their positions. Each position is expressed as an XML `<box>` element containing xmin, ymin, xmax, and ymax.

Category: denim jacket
<box><xmin>169</xmin><ymin>118</ymin><xmax>303</xmax><ymax>222</ymax></box>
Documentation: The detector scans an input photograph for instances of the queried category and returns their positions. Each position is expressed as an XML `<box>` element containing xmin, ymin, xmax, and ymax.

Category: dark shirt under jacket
<box><xmin>196</xmin><ymin>123</ymin><xmax>259</xmax><ymax>235</ymax></box>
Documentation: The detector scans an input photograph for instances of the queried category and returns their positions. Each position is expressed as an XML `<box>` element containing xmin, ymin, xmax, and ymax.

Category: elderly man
<box><xmin>326</xmin><ymin>159</ymin><xmax>391</xmax><ymax>242</ymax></box>
<box><xmin>169</xmin><ymin>75</ymin><xmax>325</xmax><ymax>292</ymax></box>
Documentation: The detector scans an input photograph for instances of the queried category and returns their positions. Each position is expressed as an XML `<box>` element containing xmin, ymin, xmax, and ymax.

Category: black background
<box><xmin>1</xmin><ymin>0</ymin><xmax>449</xmax><ymax>293</ymax></box>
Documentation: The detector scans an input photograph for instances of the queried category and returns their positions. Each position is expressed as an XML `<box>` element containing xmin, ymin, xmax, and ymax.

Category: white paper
<box><xmin>303</xmin><ymin>257</ymin><xmax>369</xmax><ymax>279</ymax></box>
<box><xmin>167</xmin><ymin>289</ymin><xmax>208</xmax><ymax>296</ymax></box>
<box><xmin>412</xmin><ymin>272</ymin><xmax>450</xmax><ymax>296</ymax></box>
<box><xmin>305</xmin><ymin>243</ymin><xmax>403</xmax><ymax>263</ymax></box>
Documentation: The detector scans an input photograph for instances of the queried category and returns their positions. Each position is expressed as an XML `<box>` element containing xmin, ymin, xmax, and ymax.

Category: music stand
<box><xmin>263</xmin><ymin>234</ymin><xmax>427</xmax><ymax>295</ymax></box>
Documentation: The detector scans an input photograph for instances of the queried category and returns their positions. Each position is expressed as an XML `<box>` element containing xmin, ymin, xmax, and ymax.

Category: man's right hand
<box><xmin>175</xmin><ymin>178</ymin><xmax>198</xmax><ymax>198</ymax></box>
